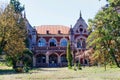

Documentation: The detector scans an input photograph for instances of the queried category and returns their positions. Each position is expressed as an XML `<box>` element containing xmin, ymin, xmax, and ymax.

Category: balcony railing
<box><xmin>34</xmin><ymin>46</ymin><xmax>67</xmax><ymax>51</ymax></box>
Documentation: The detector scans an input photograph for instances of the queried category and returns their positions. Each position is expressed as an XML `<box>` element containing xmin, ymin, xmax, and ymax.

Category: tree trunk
<box><xmin>104</xmin><ymin>52</ymin><xmax>107</xmax><ymax>71</ymax></box>
<box><xmin>12</xmin><ymin>59</ymin><xmax>17</xmax><ymax>69</ymax></box>
<box><xmin>110</xmin><ymin>49</ymin><xmax>120</xmax><ymax>68</ymax></box>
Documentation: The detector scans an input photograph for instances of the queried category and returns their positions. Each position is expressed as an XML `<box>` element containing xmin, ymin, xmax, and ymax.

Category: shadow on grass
<box><xmin>0</xmin><ymin>69</ymin><xmax>15</xmax><ymax>75</ymax></box>
<box><xmin>31</xmin><ymin>68</ymin><xmax>59</xmax><ymax>72</ymax></box>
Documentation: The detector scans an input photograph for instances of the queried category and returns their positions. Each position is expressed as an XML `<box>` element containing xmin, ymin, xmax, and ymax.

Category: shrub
<box><xmin>14</xmin><ymin>67</ymin><xmax>23</xmax><ymax>73</ymax></box>
<box><xmin>73</xmin><ymin>63</ymin><xmax>77</xmax><ymax>71</ymax></box>
<box><xmin>78</xmin><ymin>63</ymin><xmax>82</xmax><ymax>70</ymax></box>
<box><xmin>23</xmin><ymin>66</ymin><xmax>29</xmax><ymax>72</ymax></box>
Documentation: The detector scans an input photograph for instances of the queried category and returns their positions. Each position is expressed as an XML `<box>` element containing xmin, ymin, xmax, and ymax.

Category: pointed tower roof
<box><xmin>24</xmin><ymin>10</ymin><xmax>26</xmax><ymax>19</ymax></box>
<box><xmin>80</xmin><ymin>10</ymin><xmax>82</xmax><ymax>18</ymax></box>
<box><xmin>73</xmin><ymin>11</ymin><xmax>88</xmax><ymax>30</ymax></box>
<box><xmin>23</xmin><ymin>5</ymin><xmax>26</xmax><ymax>19</ymax></box>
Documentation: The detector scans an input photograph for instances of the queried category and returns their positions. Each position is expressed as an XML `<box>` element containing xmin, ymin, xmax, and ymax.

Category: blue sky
<box><xmin>0</xmin><ymin>0</ymin><xmax>107</xmax><ymax>27</ymax></box>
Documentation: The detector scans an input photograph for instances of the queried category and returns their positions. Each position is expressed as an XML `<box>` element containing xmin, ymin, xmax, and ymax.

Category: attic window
<box><xmin>80</xmin><ymin>28</ymin><xmax>83</xmax><ymax>32</ymax></box>
<box><xmin>46</xmin><ymin>30</ymin><xmax>49</xmax><ymax>34</ymax></box>
<box><xmin>58</xmin><ymin>30</ymin><xmax>61</xmax><ymax>34</ymax></box>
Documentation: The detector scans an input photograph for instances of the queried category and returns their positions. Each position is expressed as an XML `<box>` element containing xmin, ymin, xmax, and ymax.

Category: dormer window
<box><xmin>46</xmin><ymin>30</ymin><xmax>49</xmax><ymax>34</ymax></box>
<box><xmin>58</xmin><ymin>30</ymin><xmax>61</xmax><ymax>34</ymax></box>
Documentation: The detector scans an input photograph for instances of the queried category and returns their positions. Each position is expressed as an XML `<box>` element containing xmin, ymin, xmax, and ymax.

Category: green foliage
<box><xmin>0</xmin><ymin>4</ymin><xmax>27</xmax><ymax>72</ymax></box>
<box><xmin>14</xmin><ymin>67</ymin><xmax>25</xmax><ymax>73</ymax></box>
<box><xmin>78</xmin><ymin>63</ymin><xmax>82</xmax><ymax>70</ymax></box>
<box><xmin>66</xmin><ymin>41</ymin><xmax>73</xmax><ymax>69</ymax></box>
<box><xmin>73</xmin><ymin>63</ymin><xmax>77</xmax><ymax>71</ymax></box>
<box><xmin>87</xmin><ymin>0</ymin><xmax>120</xmax><ymax>68</ymax></box>
<box><xmin>10</xmin><ymin>0</ymin><xmax>24</xmax><ymax>13</ymax></box>
<box><xmin>22</xmin><ymin>48</ymin><xmax>33</xmax><ymax>68</ymax></box>
<box><xmin>0</xmin><ymin>62</ymin><xmax>6</xmax><ymax>66</ymax></box>
<box><xmin>24</xmin><ymin>38</ymin><xmax>29</xmax><ymax>48</ymax></box>
<box><xmin>0</xmin><ymin>48</ymin><xmax>2</xmax><ymax>55</ymax></box>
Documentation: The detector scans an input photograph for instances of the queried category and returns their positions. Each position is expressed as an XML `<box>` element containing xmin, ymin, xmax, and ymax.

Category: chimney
<box><xmin>58</xmin><ymin>30</ymin><xmax>61</xmax><ymax>34</ymax></box>
<box><xmin>46</xmin><ymin>30</ymin><xmax>49</xmax><ymax>34</ymax></box>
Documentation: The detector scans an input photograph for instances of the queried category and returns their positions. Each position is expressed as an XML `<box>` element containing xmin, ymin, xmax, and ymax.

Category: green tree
<box><xmin>0</xmin><ymin>1</ymin><xmax>27</xmax><ymax>72</ymax></box>
<box><xmin>78</xmin><ymin>62</ymin><xmax>82</xmax><ymax>70</ymax></box>
<box><xmin>10</xmin><ymin>0</ymin><xmax>24</xmax><ymax>13</ymax></box>
<box><xmin>1</xmin><ymin>5</ymin><xmax>26</xmax><ymax>69</ymax></box>
<box><xmin>87</xmin><ymin>0</ymin><xmax>120</xmax><ymax>68</ymax></box>
<box><xmin>66</xmin><ymin>41</ymin><xmax>73</xmax><ymax>69</ymax></box>
<box><xmin>22</xmin><ymin>48</ymin><xmax>33</xmax><ymax>68</ymax></box>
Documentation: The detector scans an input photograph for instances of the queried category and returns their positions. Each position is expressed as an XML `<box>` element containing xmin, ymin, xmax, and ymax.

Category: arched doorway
<box><xmin>49</xmin><ymin>54</ymin><xmax>58</xmax><ymax>67</ymax></box>
<box><xmin>36</xmin><ymin>54</ymin><xmax>46</xmax><ymax>67</ymax></box>
<box><xmin>61</xmin><ymin>54</ymin><xmax>67</xmax><ymax>66</ymax></box>
<box><xmin>61</xmin><ymin>54</ymin><xmax>67</xmax><ymax>62</ymax></box>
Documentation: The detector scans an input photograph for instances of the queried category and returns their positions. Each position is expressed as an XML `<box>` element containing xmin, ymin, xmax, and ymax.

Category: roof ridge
<box><xmin>36</xmin><ymin>25</ymin><xmax>70</xmax><ymax>27</ymax></box>
<box><xmin>35</xmin><ymin>25</ymin><xmax>70</xmax><ymax>34</ymax></box>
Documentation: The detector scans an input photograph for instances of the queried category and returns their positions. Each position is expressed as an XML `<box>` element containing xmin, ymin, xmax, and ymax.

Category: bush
<box><xmin>23</xmin><ymin>66</ymin><xmax>29</xmax><ymax>72</ymax></box>
<box><xmin>78</xmin><ymin>63</ymin><xmax>82</xmax><ymax>70</ymax></box>
<box><xmin>73</xmin><ymin>63</ymin><xmax>77</xmax><ymax>71</ymax></box>
<box><xmin>14</xmin><ymin>67</ymin><xmax>23</xmax><ymax>73</ymax></box>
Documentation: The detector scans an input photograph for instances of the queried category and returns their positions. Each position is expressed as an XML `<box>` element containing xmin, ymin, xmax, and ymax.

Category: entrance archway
<box><xmin>36</xmin><ymin>54</ymin><xmax>46</xmax><ymax>67</ymax></box>
<box><xmin>49</xmin><ymin>54</ymin><xmax>58</xmax><ymax>67</ymax></box>
<box><xmin>36</xmin><ymin>54</ymin><xmax>46</xmax><ymax>63</ymax></box>
<box><xmin>61</xmin><ymin>54</ymin><xmax>67</xmax><ymax>63</ymax></box>
<box><xmin>61</xmin><ymin>54</ymin><xmax>67</xmax><ymax>67</ymax></box>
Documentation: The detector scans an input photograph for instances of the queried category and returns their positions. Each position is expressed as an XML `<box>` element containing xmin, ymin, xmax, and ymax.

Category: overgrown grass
<box><xmin>0</xmin><ymin>62</ymin><xmax>14</xmax><ymax>75</ymax></box>
<box><xmin>0</xmin><ymin>62</ymin><xmax>5</xmax><ymax>66</ymax></box>
<box><xmin>0</xmin><ymin>65</ymin><xmax>120</xmax><ymax>80</ymax></box>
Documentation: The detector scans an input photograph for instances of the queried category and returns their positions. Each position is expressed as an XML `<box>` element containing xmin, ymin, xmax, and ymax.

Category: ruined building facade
<box><xmin>26</xmin><ymin>13</ymin><xmax>89</xmax><ymax>67</ymax></box>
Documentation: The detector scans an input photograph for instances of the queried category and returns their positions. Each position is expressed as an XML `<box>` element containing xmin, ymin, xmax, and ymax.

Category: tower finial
<box><xmin>80</xmin><ymin>10</ymin><xmax>82</xmax><ymax>18</ymax></box>
<box><xmin>23</xmin><ymin>5</ymin><xmax>26</xmax><ymax>19</ymax></box>
<box><xmin>70</xmin><ymin>25</ymin><xmax>72</xmax><ymax>28</ymax></box>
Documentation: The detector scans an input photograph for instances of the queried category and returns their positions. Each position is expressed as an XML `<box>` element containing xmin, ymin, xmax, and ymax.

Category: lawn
<box><xmin>0</xmin><ymin>65</ymin><xmax>120</xmax><ymax>80</ymax></box>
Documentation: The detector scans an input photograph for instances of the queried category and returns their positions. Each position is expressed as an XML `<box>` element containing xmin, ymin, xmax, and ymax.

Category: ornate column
<box><xmin>33</xmin><ymin>56</ymin><xmax>36</xmax><ymax>67</ymax></box>
<box><xmin>46</xmin><ymin>54</ymin><xmax>49</xmax><ymax>64</ymax></box>
<box><xmin>58</xmin><ymin>56</ymin><xmax>61</xmax><ymax>64</ymax></box>
<box><xmin>80</xmin><ymin>40</ymin><xmax>83</xmax><ymax>48</ymax></box>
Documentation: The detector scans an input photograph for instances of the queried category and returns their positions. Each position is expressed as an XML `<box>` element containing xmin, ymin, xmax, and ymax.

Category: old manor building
<box><xmin>26</xmin><ymin>12</ymin><xmax>89</xmax><ymax>67</ymax></box>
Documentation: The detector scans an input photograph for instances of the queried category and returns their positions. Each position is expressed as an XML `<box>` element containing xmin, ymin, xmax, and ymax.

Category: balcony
<box><xmin>34</xmin><ymin>46</ymin><xmax>67</xmax><ymax>51</ymax></box>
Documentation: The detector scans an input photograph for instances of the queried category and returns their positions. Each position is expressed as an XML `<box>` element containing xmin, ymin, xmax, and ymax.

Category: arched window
<box><xmin>38</xmin><ymin>38</ymin><xmax>46</xmax><ymax>47</ymax></box>
<box><xmin>77</xmin><ymin>39</ymin><xmax>82</xmax><ymax>48</ymax></box>
<box><xmin>60</xmin><ymin>38</ymin><xmax>67</xmax><ymax>46</ymax></box>
<box><xmin>49</xmin><ymin>38</ymin><xmax>57</xmax><ymax>47</ymax></box>
<box><xmin>82</xmin><ymin>40</ymin><xmax>86</xmax><ymax>48</ymax></box>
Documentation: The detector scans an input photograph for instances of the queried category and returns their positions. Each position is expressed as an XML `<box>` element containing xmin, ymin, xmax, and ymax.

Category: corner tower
<box><xmin>72</xmin><ymin>11</ymin><xmax>89</xmax><ymax>65</ymax></box>
<box><xmin>73</xmin><ymin>11</ymin><xmax>88</xmax><ymax>50</ymax></box>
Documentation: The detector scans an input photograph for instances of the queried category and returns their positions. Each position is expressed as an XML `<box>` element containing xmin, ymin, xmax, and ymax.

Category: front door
<box><xmin>49</xmin><ymin>54</ymin><xmax>58</xmax><ymax>67</ymax></box>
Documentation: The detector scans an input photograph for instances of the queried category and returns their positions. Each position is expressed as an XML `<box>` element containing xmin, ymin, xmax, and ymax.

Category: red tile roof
<box><xmin>35</xmin><ymin>25</ymin><xmax>70</xmax><ymax>34</ymax></box>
